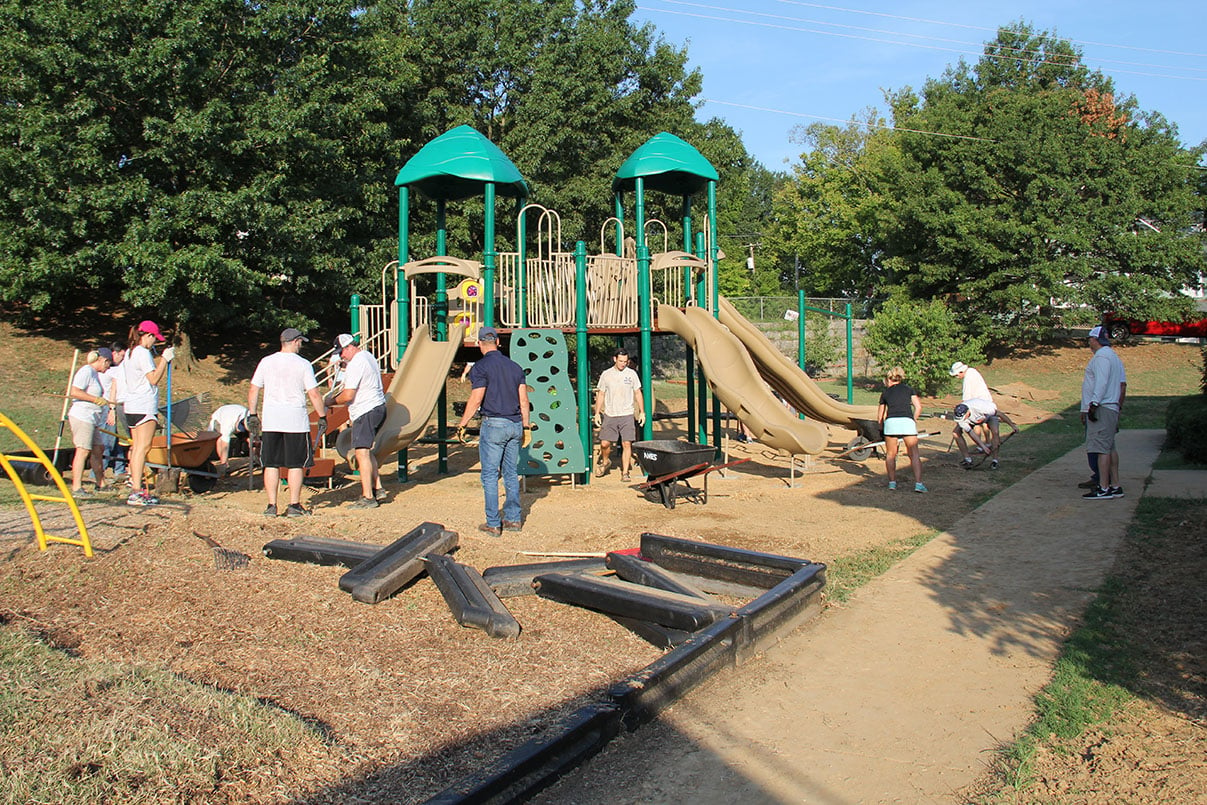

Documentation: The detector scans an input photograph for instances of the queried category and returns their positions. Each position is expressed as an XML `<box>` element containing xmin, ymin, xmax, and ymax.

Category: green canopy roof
<box><xmin>394</xmin><ymin>125</ymin><xmax>528</xmax><ymax>201</ymax></box>
<box><xmin>612</xmin><ymin>132</ymin><xmax>719</xmax><ymax>195</ymax></box>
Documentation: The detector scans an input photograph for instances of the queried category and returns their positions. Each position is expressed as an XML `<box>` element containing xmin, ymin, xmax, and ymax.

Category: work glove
<box><xmin>634</xmin><ymin>409</ymin><xmax>645</xmax><ymax>426</ymax></box>
<box><xmin>1087</xmin><ymin>402</ymin><xmax>1099</xmax><ymax>422</ymax></box>
<box><xmin>246</xmin><ymin>413</ymin><xmax>261</xmax><ymax>437</ymax></box>
<box><xmin>521</xmin><ymin>426</ymin><xmax>532</xmax><ymax>449</ymax></box>
<box><xmin>162</xmin><ymin>346</ymin><xmax>175</xmax><ymax>362</ymax></box>
<box><xmin>593</xmin><ymin>412</ymin><xmax>602</xmax><ymax>428</ymax></box>
<box><xmin>456</xmin><ymin>426</ymin><xmax>471</xmax><ymax>445</ymax></box>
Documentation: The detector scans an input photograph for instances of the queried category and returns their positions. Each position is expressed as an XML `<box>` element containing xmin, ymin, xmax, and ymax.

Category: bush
<box><xmin>863</xmin><ymin>299</ymin><xmax>986</xmax><ymax>395</ymax></box>
<box><xmin>1165</xmin><ymin>395</ymin><xmax>1207</xmax><ymax>464</ymax></box>
<box><xmin>804</xmin><ymin>313</ymin><xmax>840</xmax><ymax>377</ymax></box>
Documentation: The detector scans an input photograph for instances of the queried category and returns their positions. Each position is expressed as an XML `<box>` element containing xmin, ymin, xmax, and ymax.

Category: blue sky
<box><xmin>633</xmin><ymin>0</ymin><xmax>1207</xmax><ymax>169</ymax></box>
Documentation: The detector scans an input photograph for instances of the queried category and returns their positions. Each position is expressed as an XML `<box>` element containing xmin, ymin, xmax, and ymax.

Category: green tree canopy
<box><xmin>881</xmin><ymin>24</ymin><xmax>1206</xmax><ymax>340</ymax></box>
<box><xmin>0</xmin><ymin>0</ymin><xmax>406</xmax><ymax>354</ymax></box>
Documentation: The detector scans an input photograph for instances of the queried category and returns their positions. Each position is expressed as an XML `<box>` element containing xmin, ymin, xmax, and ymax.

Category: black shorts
<box><xmin>351</xmin><ymin>403</ymin><xmax>387</xmax><ymax>450</ymax></box>
<box><xmin>260</xmin><ymin>431</ymin><xmax>312</xmax><ymax>469</ymax></box>
<box><xmin>125</xmin><ymin>411</ymin><xmax>157</xmax><ymax>429</ymax></box>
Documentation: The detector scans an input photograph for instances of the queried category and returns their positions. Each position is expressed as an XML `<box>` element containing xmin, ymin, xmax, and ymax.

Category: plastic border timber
<box><xmin>262</xmin><ymin>536</ymin><xmax>382</xmax><ymax>568</ymax></box>
<box><xmin>425</xmin><ymin>553</ymin><xmax>522</xmax><ymax>639</ymax></box>
<box><xmin>481</xmin><ymin>558</ymin><xmax>608</xmax><ymax>598</ymax></box>
<box><xmin>338</xmin><ymin>522</ymin><xmax>458</xmax><ymax>604</ymax></box>
<box><xmin>533</xmin><ymin>572</ymin><xmax>733</xmax><ymax>632</ymax></box>
<box><xmin>423</xmin><ymin>534</ymin><xmax>826</xmax><ymax>804</ymax></box>
<box><xmin>605</xmin><ymin>552</ymin><xmax>710</xmax><ymax>599</ymax></box>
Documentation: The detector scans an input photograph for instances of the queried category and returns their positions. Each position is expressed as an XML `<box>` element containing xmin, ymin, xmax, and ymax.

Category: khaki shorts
<box><xmin>599</xmin><ymin>414</ymin><xmax>636</xmax><ymax>443</ymax></box>
<box><xmin>69</xmin><ymin>416</ymin><xmax>101</xmax><ymax>450</ymax></box>
<box><xmin>1085</xmin><ymin>407</ymin><xmax>1119</xmax><ymax>454</ymax></box>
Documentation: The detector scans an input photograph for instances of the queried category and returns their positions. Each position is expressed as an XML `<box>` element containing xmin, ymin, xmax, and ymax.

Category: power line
<box><xmin>771</xmin><ymin>0</ymin><xmax>1207</xmax><ymax>59</ymax></box>
<box><xmin>702</xmin><ymin>99</ymin><xmax>997</xmax><ymax>142</ymax></box>
<box><xmin>641</xmin><ymin>2</ymin><xmax>1207</xmax><ymax>82</ymax></box>
<box><xmin>660</xmin><ymin>0</ymin><xmax>1207</xmax><ymax>75</ymax></box>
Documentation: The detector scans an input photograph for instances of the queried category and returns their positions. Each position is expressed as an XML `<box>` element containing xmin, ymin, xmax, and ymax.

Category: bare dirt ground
<box><xmin>1</xmin><ymin>320</ymin><xmax>1203</xmax><ymax>803</ymax></box>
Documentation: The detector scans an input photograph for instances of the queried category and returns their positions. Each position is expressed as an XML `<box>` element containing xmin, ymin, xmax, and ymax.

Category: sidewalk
<box><xmin>540</xmin><ymin>429</ymin><xmax>1165</xmax><ymax>804</ymax></box>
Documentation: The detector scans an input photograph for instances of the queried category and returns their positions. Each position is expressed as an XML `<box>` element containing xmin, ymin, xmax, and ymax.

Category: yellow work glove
<box><xmin>521</xmin><ymin>426</ymin><xmax>532</xmax><ymax>448</ymax></box>
<box><xmin>634</xmin><ymin>409</ymin><xmax>645</xmax><ymax>426</ymax></box>
<box><xmin>593</xmin><ymin>411</ymin><xmax>602</xmax><ymax>428</ymax></box>
<box><xmin>456</xmin><ymin>426</ymin><xmax>470</xmax><ymax>445</ymax></box>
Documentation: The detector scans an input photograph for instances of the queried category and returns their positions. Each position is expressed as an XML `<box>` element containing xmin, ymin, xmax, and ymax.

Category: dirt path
<box><xmin>537</xmin><ymin>430</ymin><xmax>1165</xmax><ymax>804</ymax></box>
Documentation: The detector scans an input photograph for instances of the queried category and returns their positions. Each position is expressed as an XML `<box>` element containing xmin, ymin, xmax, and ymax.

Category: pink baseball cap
<box><xmin>138</xmin><ymin>320</ymin><xmax>165</xmax><ymax>342</ymax></box>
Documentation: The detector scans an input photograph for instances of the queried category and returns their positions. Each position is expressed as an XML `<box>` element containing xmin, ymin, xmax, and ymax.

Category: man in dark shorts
<box><xmin>327</xmin><ymin>333</ymin><xmax>387</xmax><ymax>509</ymax></box>
<box><xmin>248</xmin><ymin>328</ymin><xmax>327</xmax><ymax>517</ymax></box>
<box><xmin>593</xmin><ymin>348</ymin><xmax>643</xmax><ymax>482</ymax></box>
<box><xmin>455</xmin><ymin>327</ymin><xmax>531</xmax><ymax>536</ymax></box>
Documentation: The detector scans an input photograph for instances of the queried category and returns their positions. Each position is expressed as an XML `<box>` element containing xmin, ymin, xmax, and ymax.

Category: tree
<box><xmin>863</xmin><ymin>298</ymin><xmax>985</xmax><ymax>395</ymax></box>
<box><xmin>766</xmin><ymin>110</ymin><xmax>897</xmax><ymax>297</ymax></box>
<box><xmin>0</xmin><ymin>0</ymin><xmax>407</xmax><ymax>361</ymax></box>
<box><xmin>880</xmin><ymin>23</ymin><xmax>1206</xmax><ymax>341</ymax></box>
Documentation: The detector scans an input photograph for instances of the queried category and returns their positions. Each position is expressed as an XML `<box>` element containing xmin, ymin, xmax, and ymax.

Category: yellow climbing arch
<box><xmin>0</xmin><ymin>411</ymin><xmax>93</xmax><ymax>557</ymax></box>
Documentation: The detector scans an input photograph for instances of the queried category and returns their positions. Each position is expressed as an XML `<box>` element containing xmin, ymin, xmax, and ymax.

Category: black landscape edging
<box><xmin>423</xmin><ymin>536</ymin><xmax>827</xmax><ymax>804</ymax></box>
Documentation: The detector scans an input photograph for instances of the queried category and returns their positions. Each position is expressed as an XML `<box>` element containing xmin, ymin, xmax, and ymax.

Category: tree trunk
<box><xmin>173</xmin><ymin>324</ymin><xmax>195</xmax><ymax>372</ymax></box>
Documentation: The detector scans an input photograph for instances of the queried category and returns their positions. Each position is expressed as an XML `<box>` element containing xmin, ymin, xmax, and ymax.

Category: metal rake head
<box><xmin>213</xmin><ymin>547</ymin><xmax>251</xmax><ymax>571</ymax></box>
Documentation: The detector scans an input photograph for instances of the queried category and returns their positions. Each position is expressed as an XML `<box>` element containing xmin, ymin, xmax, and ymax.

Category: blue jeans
<box><xmin>479</xmin><ymin>417</ymin><xmax>522</xmax><ymax>527</ymax></box>
<box><xmin>100</xmin><ymin>427</ymin><xmax>128</xmax><ymax>475</ymax></box>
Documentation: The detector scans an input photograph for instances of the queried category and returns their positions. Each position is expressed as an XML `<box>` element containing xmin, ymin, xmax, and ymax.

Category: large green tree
<box><xmin>0</xmin><ymin>0</ymin><xmax>406</xmax><ymax>358</ymax></box>
<box><xmin>766</xmin><ymin>110</ymin><xmax>898</xmax><ymax>297</ymax></box>
<box><xmin>881</xmin><ymin>24</ymin><xmax>1206</xmax><ymax>340</ymax></box>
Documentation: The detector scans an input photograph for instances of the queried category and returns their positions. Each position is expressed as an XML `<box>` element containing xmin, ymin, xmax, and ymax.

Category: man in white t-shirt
<box><xmin>950</xmin><ymin>361</ymin><xmax>1021</xmax><ymax>437</ymax></box>
<box><xmin>327</xmin><ymin>334</ymin><xmax>387</xmax><ymax>508</ymax></box>
<box><xmin>952</xmin><ymin>398</ymin><xmax>1000</xmax><ymax>468</ymax></box>
<box><xmin>593</xmin><ymin>349</ymin><xmax>643</xmax><ymax>482</ymax></box>
<box><xmin>248</xmin><ymin>328</ymin><xmax>326</xmax><ymax>517</ymax></box>
<box><xmin>207</xmin><ymin>403</ymin><xmax>249</xmax><ymax>470</ymax></box>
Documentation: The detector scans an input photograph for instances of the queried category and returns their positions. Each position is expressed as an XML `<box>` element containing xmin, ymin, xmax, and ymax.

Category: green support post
<box><xmin>574</xmin><ymin>241</ymin><xmax>590</xmax><ymax>485</ymax></box>
<box><xmin>349</xmin><ymin>294</ymin><xmax>361</xmax><ymax>340</ymax></box>
<box><xmin>797</xmin><ymin>290</ymin><xmax>807</xmax><ymax>372</ymax></box>
<box><xmin>846</xmin><ymin>302</ymin><xmax>854</xmax><ymax>404</ymax></box>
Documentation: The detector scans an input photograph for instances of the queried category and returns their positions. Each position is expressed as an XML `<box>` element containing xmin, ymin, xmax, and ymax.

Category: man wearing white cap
<box><xmin>327</xmin><ymin>334</ymin><xmax>387</xmax><ymax>508</ymax></box>
<box><xmin>949</xmin><ymin>360</ymin><xmax>1020</xmax><ymax>436</ymax></box>
<box><xmin>1080</xmin><ymin>325</ymin><xmax>1126</xmax><ymax>499</ymax></box>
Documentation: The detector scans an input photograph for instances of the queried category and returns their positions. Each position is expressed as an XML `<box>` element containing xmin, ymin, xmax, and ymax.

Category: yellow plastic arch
<box><xmin>0</xmin><ymin>411</ymin><xmax>93</xmax><ymax>557</ymax></box>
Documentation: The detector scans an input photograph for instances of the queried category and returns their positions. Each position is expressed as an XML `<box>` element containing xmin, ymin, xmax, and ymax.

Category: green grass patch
<box><xmin>824</xmin><ymin>530</ymin><xmax>939</xmax><ymax>603</ymax></box>
<box><xmin>0</xmin><ymin>623</ymin><xmax>338</xmax><ymax>804</ymax></box>
<box><xmin>979</xmin><ymin>497</ymin><xmax>1198</xmax><ymax>798</ymax></box>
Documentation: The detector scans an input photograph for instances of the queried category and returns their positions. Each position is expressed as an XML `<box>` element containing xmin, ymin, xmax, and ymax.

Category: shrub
<box><xmin>804</xmin><ymin>313</ymin><xmax>840</xmax><ymax>377</ymax></box>
<box><xmin>1165</xmin><ymin>394</ymin><xmax>1207</xmax><ymax>464</ymax></box>
<box><xmin>863</xmin><ymin>299</ymin><xmax>986</xmax><ymax>395</ymax></box>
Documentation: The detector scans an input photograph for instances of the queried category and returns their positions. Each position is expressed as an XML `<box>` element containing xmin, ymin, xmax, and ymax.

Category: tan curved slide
<box><xmin>336</xmin><ymin>324</ymin><xmax>464</xmax><ymax>461</ymax></box>
<box><xmin>717</xmin><ymin>296</ymin><xmax>878</xmax><ymax>429</ymax></box>
<box><xmin>658</xmin><ymin>304</ymin><xmax>828</xmax><ymax>455</ymax></box>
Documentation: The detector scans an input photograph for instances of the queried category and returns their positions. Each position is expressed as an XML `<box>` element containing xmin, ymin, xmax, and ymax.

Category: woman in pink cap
<box><xmin>123</xmin><ymin>320</ymin><xmax>173</xmax><ymax>506</ymax></box>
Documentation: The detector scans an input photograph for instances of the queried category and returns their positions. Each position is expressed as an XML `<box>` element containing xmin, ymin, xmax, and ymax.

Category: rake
<box><xmin>160</xmin><ymin>392</ymin><xmax>213</xmax><ymax>432</ymax></box>
<box><xmin>193</xmin><ymin>530</ymin><xmax>251</xmax><ymax>571</ymax></box>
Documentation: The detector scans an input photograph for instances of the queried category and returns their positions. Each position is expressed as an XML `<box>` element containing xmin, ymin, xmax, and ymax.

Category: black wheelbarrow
<box><xmin>632</xmin><ymin>439</ymin><xmax>749</xmax><ymax>509</ymax></box>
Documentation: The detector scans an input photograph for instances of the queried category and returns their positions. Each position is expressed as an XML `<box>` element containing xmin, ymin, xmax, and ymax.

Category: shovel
<box><xmin>193</xmin><ymin>530</ymin><xmax>251</xmax><ymax>571</ymax></box>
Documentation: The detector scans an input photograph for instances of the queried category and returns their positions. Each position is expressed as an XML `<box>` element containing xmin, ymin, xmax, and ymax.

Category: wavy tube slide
<box><xmin>336</xmin><ymin>324</ymin><xmax>465</xmax><ymax>462</ymax></box>
<box><xmin>657</xmin><ymin>304</ymin><xmax>828</xmax><ymax>455</ymax></box>
<box><xmin>717</xmin><ymin>296</ymin><xmax>878</xmax><ymax>429</ymax></box>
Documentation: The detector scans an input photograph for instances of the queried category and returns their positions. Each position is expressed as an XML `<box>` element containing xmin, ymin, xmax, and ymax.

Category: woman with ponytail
<box><xmin>122</xmin><ymin>320</ymin><xmax>173</xmax><ymax>506</ymax></box>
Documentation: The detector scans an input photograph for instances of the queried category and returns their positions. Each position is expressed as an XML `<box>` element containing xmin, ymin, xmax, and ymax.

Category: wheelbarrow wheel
<box><xmin>188</xmin><ymin>461</ymin><xmax>218</xmax><ymax>494</ymax></box>
<box><xmin>845</xmin><ymin>436</ymin><xmax>874</xmax><ymax>462</ymax></box>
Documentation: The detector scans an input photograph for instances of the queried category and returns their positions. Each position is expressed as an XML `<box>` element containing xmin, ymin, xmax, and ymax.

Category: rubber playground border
<box><xmin>425</xmin><ymin>533</ymin><xmax>827</xmax><ymax>804</ymax></box>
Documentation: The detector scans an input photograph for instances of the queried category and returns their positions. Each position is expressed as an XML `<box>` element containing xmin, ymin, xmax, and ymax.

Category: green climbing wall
<box><xmin>512</xmin><ymin>329</ymin><xmax>586</xmax><ymax>477</ymax></box>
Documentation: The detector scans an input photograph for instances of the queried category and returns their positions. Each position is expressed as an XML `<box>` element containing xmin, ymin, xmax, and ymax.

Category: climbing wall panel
<box><xmin>511</xmin><ymin>330</ymin><xmax>586</xmax><ymax>477</ymax></box>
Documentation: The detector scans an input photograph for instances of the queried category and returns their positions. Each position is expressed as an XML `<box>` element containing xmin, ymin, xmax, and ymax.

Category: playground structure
<box><xmin>337</xmin><ymin>125</ymin><xmax>871</xmax><ymax>481</ymax></box>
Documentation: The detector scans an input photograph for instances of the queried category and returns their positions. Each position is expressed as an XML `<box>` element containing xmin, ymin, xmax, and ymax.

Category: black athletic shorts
<box><xmin>260</xmin><ymin>431</ymin><xmax>311</xmax><ymax>469</ymax></box>
<box><xmin>351</xmin><ymin>402</ymin><xmax>387</xmax><ymax>450</ymax></box>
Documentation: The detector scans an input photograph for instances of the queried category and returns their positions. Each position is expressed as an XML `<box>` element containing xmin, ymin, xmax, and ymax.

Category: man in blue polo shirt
<box><xmin>455</xmin><ymin>327</ymin><xmax>531</xmax><ymax>535</ymax></box>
